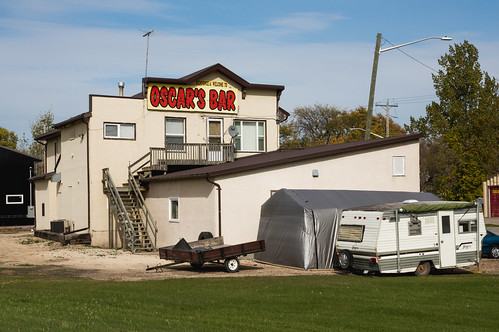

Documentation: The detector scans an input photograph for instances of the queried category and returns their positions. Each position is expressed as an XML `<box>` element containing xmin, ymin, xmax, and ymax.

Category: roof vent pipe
<box><xmin>118</xmin><ymin>82</ymin><xmax>125</xmax><ymax>96</ymax></box>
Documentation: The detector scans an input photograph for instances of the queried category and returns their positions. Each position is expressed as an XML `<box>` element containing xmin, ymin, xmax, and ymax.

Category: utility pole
<box><xmin>375</xmin><ymin>99</ymin><xmax>398</xmax><ymax>137</ymax></box>
<box><xmin>365</xmin><ymin>33</ymin><xmax>382</xmax><ymax>140</ymax></box>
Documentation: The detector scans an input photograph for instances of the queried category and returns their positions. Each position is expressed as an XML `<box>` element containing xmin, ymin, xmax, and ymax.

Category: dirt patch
<box><xmin>1</xmin><ymin>229</ymin><xmax>498</xmax><ymax>281</ymax></box>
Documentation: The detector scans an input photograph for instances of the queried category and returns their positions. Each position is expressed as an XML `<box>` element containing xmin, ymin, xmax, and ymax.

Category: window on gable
<box><xmin>104</xmin><ymin>123</ymin><xmax>135</xmax><ymax>140</ymax></box>
<box><xmin>234</xmin><ymin>120</ymin><xmax>265</xmax><ymax>152</ymax></box>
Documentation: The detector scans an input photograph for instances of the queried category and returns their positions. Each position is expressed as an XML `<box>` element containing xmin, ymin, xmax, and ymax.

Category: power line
<box><xmin>382</xmin><ymin>37</ymin><xmax>438</xmax><ymax>72</ymax></box>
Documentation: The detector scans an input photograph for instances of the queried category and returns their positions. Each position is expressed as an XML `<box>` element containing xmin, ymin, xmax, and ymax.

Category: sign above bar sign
<box><xmin>147</xmin><ymin>80</ymin><xmax>238</xmax><ymax>114</ymax></box>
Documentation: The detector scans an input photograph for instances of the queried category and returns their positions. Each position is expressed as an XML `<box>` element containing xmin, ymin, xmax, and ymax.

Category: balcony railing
<box><xmin>150</xmin><ymin>143</ymin><xmax>234</xmax><ymax>169</ymax></box>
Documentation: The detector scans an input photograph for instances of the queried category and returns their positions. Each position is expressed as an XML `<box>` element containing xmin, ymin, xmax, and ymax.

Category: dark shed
<box><xmin>0</xmin><ymin>146</ymin><xmax>41</xmax><ymax>226</ymax></box>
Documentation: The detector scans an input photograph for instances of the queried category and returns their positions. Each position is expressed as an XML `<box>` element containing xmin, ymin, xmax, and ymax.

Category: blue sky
<box><xmin>1</xmin><ymin>0</ymin><xmax>498</xmax><ymax>139</ymax></box>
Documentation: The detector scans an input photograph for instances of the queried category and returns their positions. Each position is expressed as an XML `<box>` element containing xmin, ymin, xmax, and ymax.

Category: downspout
<box><xmin>206</xmin><ymin>176</ymin><xmax>222</xmax><ymax>237</ymax></box>
<box><xmin>83</xmin><ymin>117</ymin><xmax>91</xmax><ymax>230</ymax></box>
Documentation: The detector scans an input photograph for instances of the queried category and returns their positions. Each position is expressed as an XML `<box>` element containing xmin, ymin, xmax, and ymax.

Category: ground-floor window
<box><xmin>169</xmin><ymin>198</ymin><xmax>179</xmax><ymax>222</ymax></box>
<box><xmin>392</xmin><ymin>156</ymin><xmax>405</xmax><ymax>176</ymax></box>
<box><xmin>234</xmin><ymin>120</ymin><xmax>265</xmax><ymax>152</ymax></box>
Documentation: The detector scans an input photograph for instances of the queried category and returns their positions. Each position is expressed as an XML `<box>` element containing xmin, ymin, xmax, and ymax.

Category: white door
<box><xmin>438</xmin><ymin>211</ymin><xmax>456</xmax><ymax>267</ymax></box>
<box><xmin>207</xmin><ymin>119</ymin><xmax>223</xmax><ymax>162</ymax></box>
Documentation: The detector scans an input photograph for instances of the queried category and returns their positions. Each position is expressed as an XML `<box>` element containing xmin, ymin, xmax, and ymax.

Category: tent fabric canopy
<box><xmin>254</xmin><ymin>189</ymin><xmax>440</xmax><ymax>270</ymax></box>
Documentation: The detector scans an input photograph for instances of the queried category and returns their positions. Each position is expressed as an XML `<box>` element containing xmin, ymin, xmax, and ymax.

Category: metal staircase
<box><xmin>102</xmin><ymin>168</ymin><xmax>157</xmax><ymax>253</ymax></box>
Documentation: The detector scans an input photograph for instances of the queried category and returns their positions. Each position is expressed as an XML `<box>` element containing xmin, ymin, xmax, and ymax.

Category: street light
<box><xmin>364</xmin><ymin>34</ymin><xmax>452</xmax><ymax>140</ymax></box>
<box><xmin>349</xmin><ymin>127</ymin><xmax>384</xmax><ymax>139</ymax></box>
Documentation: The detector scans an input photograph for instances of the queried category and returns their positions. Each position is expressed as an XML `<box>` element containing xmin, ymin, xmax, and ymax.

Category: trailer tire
<box><xmin>490</xmin><ymin>245</ymin><xmax>499</xmax><ymax>259</ymax></box>
<box><xmin>198</xmin><ymin>232</ymin><xmax>214</xmax><ymax>240</ymax></box>
<box><xmin>225</xmin><ymin>257</ymin><xmax>240</xmax><ymax>273</ymax></box>
<box><xmin>338</xmin><ymin>250</ymin><xmax>353</xmax><ymax>270</ymax></box>
<box><xmin>415</xmin><ymin>261</ymin><xmax>431</xmax><ymax>276</ymax></box>
<box><xmin>190</xmin><ymin>262</ymin><xmax>204</xmax><ymax>270</ymax></box>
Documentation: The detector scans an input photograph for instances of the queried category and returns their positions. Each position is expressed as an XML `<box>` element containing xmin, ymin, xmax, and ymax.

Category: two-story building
<box><xmin>32</xmin><ymin>63</ymin><xmax>422</xmax><ymax>252</ymax></box>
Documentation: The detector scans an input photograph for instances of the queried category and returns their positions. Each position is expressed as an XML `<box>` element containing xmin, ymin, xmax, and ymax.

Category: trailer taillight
<box><xmin>370</xmin><ymin>257</ymin><xmax>377</xmax><ymax>263</ymax></box>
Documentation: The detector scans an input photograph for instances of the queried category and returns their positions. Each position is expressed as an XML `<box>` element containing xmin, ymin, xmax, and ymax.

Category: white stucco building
<box><xmin>31</xmin><ymin>63</ymin><xmax>422</xmax><ymax>251</ymax></box>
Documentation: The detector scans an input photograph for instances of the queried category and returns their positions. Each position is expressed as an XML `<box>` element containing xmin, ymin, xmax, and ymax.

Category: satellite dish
<box><xmin>228</xmin><ymin>125</ymin><xmax>239</xmax><ymax>138</ymax></box>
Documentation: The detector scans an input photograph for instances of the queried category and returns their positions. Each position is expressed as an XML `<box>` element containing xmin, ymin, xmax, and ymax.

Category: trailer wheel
<box><xmin>338</xmin><ymin>250</ymin><xmax>353</xmax><ymax>270</ymax></box>
<box><xmin>190</xmin><ymin>262</ymin><xmax>204</xmax><ymax>270</ymax></box>
<box><xmin>225</xmin><ymin>257</ymin><xmax>240</xmax><ymax>273</ymax></box>
<box><xmin>490</xmin><ymin>245</ymin><xmax>499</xmax><ymax>259</ymax></box>
<box><xmin>415</xmin><ymin>261</ymin><xmax>431</xmax><ymax>276</ymax></box>
<box><xmin>198</xmin><ymin>232</ymin><xmax>213</xmax><ymax>240</ymax></box>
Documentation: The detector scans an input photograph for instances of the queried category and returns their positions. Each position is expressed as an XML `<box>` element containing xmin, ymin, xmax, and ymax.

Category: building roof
<box><xmin>35</xmin><ymin>64</ymin><xmax>285</xmax><ymax>136</ymax></box>
<box><xmin>0</xmin><ymin>145</ymin><xmax>41</xmax><ymax>162</ymax></box>
<box><xmin>143</xmin><ymin>63</ymin><xmax>285</xmax><ymax>93</ymax></box>
<box><xmin>145</xmin><ymin>134</ymin><xmax>423</xmax><ymax>182</ymax></box>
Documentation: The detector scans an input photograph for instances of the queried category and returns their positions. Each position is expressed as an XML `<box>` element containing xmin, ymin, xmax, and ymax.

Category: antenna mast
<box><xmin>143</xmin><ymin>30</ymin><xmax>154</xmax><ymax>77</ymax></box>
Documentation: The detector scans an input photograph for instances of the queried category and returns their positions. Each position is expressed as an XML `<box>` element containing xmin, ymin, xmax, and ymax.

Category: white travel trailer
<box><xmin>336</xmin><ymin>201</ymin><xmax>485</xmax><ymax>276</ymax></box>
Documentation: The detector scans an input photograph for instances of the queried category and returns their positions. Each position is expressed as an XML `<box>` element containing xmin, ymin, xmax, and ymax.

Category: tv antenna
<box><xmin>142</xmin><ymin>29</ymin><xmax>154</xmax><ymax>77</ymax></box>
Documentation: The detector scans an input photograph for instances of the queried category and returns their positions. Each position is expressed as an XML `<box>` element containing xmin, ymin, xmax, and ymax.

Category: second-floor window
<box><xmin>104</xmin><ymin>123</ymin><xmax>135</xmax><ymax>140</ymax></box>
<box><xmin>234</xmin><ymin>120</ymin><xmax>265</xmax><ymax>152</ymax></box>
<box><xmin>165</xmin><ymin>118</ymin><xmax>185</xmax><ymax>150</ymax></box>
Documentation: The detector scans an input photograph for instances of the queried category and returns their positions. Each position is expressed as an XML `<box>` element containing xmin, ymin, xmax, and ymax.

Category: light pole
<box><xmin>364</xmin><ymin>34</ymin><xmax>452</xmax><ymax>140</ymax></box>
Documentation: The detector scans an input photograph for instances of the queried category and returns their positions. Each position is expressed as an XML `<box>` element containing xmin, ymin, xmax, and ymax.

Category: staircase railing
<box><xmin>102</xmin><ymin>168</ymin><xmax>136</xmax><ymax>253</ymax></box>
<box><xmin>128</xmin><ymin>166</ymin><xmax>158</xmax><ymax>249</ymax></box>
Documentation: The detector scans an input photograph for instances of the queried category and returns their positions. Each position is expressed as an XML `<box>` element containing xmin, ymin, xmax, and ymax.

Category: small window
<box><xmin>338</xmin><ymin>225</ymin><xmax>365</xmax><ymax>242</ymax></box>
<box><xmin>6</xmin><ymin>194</ymin><xmax>23</xmax><ymax>205</ymax></box>
<box><xmin>42</xmin><ymin>203</ymin><xmax>45</xmax><ymax>217</ymax></box>
<box><xmin>169</xmin><ymin>198</ymin><xmax>179</xmax><ymax>222</ymax></box>
<box><xmin>408</xmin><ymin>216</ymin><xmax>422</xmax><ymax>236</ymax></box>
<box><xmin>393</xmin><ymin>156</ymin><xmax>405</xmax><ymax>176</ymax></box>
<box><xmin>459</xmin><ymin>220</ymin><xmax>477</xmax><ymax>233</ymax></box>
<box><xmin>104</xmin><ymin>123</ymin><xmax>135</xmax><ymax>139</ymax></box>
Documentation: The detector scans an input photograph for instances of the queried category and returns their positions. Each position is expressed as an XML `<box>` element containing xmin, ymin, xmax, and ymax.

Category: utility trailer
<box><xmin>150</xmin><ymin>236</ymin><xmax>265</xmax><ymax>273</ymax></box>
<box><xmin>336</xmin><ymin>200</ymin><xmax>485</xmax><ymax>276</ymax></box>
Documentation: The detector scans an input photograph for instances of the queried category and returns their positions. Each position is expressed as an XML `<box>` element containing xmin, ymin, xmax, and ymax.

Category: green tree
<box><xmin>406</xmin><ymin>41</ymin><xmax>499</xmax><ymax>200</ymax></box>
<box><xmin>28</xmin><ymin>109</ymin><xmax>55</xmax><ymax>161</ymax></box>
<box><xmin>0</xmin><ymin>126</ymin><xmax>18</xmax><ymax>150</ymax></box>
<box><xmin>280</xmin><ymin>104</ymin><xmax>405</xmax><ymax>147</ymax></box>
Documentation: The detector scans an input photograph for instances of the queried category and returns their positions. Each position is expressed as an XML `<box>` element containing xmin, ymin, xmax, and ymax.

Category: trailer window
<box><xmin>441</xmin><ymin>216</ymin><xmax>451</xmax><ymax>234</ymax></box>
<box><xmin>458</xmin><ymin>220</ymin><xmax>477</xmax><ymax>233</ymax></box>
<box><xmin>408</xmin><ymin>216</ymin><xmax>422</xmax><ymax>236</ymax></box>
<box><xmin>338</xmin><ymin>225</ymin><xmax>365</xmax><ymax>242</ymax></box>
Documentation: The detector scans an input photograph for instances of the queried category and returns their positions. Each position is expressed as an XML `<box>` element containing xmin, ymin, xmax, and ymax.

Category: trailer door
<box><xmin>438</xmin><ymin>211</ymin><xmax>456</xmax><ymax>267</ymax></box>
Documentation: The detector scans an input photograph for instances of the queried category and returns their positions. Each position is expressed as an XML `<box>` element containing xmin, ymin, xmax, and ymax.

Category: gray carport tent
<box><xmin>254</xmin><ymin>189</ymin><xmax>440</xmax><ymax>270</ymax></box>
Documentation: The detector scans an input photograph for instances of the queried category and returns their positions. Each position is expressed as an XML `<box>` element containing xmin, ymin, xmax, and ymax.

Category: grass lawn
<box><xmin>0</xmin><ymin>273</ymin><xmax>497</xmax><ymax>331</ymax></box>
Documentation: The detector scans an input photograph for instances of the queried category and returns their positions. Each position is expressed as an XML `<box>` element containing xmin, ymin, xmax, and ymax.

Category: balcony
<box><xmin>149</xmin><ymin>143</ymin><xmax>234</xmax><ymax>170</ymax></box>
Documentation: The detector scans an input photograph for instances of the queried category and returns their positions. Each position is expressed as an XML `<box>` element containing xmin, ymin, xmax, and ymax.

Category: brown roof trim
<box><xmin>145</xmin><ymin>134</ymin><xmax>423</xmax><ymax>183</ymax></box>
<box><xmin>29</xmin><ymin>171</ymin><xmax>55</xmax><ymax>182</ymax></box>
<box><xmin>143</xmin><ymin>63</ymin><xmax>285</xmax><ymax>92</ymax></box>
<box><xmin>35</xmin><ymin>128</ymin><xmax>61</xmax><ymax>141</ymax></box>
<box><xmin>53</xmin><ymin>111</ymin><xmax>92</xmax><ymax>129</ymax></box>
